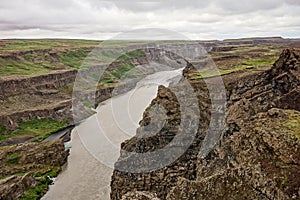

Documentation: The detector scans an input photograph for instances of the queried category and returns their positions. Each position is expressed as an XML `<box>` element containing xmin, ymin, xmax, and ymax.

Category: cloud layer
<box><xmin>0</xmin><ymin>0</ymin><xmax>299</xmax><ymax>40</ymax></box>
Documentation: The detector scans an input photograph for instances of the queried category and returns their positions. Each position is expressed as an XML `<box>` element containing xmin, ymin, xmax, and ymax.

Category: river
<box><xmin>42</xmin><ymin>68</ymin><xmax>183</xmax><ymax>200</ymax></box>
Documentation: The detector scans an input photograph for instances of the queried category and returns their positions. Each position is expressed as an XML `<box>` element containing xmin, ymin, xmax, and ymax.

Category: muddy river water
<box><xmin>42</xmin><ymin>68</ymin><xmax>183</xmax><ymax>200</ymax></box>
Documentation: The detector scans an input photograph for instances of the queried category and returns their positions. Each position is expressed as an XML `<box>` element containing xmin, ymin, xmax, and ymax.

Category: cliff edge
<box><xmin>111</xmin><ymin>49</ymin><xmax>300</xmax><ymax>200</ymax></box>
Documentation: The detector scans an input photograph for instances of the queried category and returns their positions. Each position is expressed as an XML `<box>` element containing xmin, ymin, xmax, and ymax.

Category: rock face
<box><xmin>0</xmin><ymin>140</ymin><xmax>68</xmax><ymax>199</ymax></box>
<box><xmin>111</xmin><ymin>78</ymin><xmax>211</xmax><ymax>199</ymax></box>
<box><xmin>168</xmin><ymin>108</ymin><xmax>300</xmax><ymax>200</ymax></box>
<box><xmin>111</xmin><ymin>49</ymin><xmax>300</xmax><ymax>199</ymax></box>
<box><xmin>0</xmin><ymin>48</ymin><xmax>186</xmax><ymax>132</ymax></box>
<box><xmin>0</xmin><ymin>46</ymin><xmax>187</xmax><ymax>198</ymax></box>
<box><xmin>121</xmin><ymin>191</ymin><xmax>161</xmax><ymax>200</ymax></box>
<box><xmin>0</xmin><ymin>173</ymin><xmax>37</xmax><ymax>200</ymax></box>
<box><xmin>0</xmin><ymin>70</ymin><xmax>76</xmax><ymax>130</ymax></box>
<box><xmin>0</xmin><ymin>140</ymin><xmax>68</xmax><ymax>177</ymax></box>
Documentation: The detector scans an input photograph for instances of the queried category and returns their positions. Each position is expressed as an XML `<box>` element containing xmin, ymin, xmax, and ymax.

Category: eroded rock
<box><xmin>111</xmin><ymin>49</ymin><xmax>300</xmax><ymax>199</ymax></box>
<box><xmin>0</xmin><ymin>140</ymin><xmax>69</xmax><ymax>199</ymax></box>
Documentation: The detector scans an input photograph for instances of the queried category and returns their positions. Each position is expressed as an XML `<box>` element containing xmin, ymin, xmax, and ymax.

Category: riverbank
<box><xmin>0</xmin><ymin>40</ymin><xmax>187</xmax><ymax>199</ymax></box>
<box><xmin>42</xmin><ymin>67</ymin><xmax>184</xmax><ymax>200</ymax></box>
<box><xmin>0</xmin><ymin>38</ymin><xmax>299</xmax><ymax>199</ymax></box>
<box><xmin>111</xmin><ymin>49</ymin><xmax>300</xmax><ymax>199</ymax></box>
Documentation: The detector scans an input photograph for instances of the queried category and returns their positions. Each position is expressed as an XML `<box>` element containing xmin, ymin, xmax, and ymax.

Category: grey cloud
<box><xmin>0</xmin><ymin>0</ymin><xmax>299</xmax><ymax>40</ymax></box>
<box><xmin>97</xmin><ymin>0</ymin><xmax>211</xmax><ymax>12</ymax></box>
<box><xmin>213</xmin><ymin>0</ymin><xmax>284</xmax><ymax>13</ymax></box>
<box><xmin>286</xmin><ymin>0</ymin><xmax>300</xmax><ymax>5</ymax></box>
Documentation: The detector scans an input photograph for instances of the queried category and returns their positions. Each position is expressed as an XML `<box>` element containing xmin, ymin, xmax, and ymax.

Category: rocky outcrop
<box><xmin>0</xmin><ymin>70</ymin><xmax>76</xmax><ymax>130</ymax></box>
<box><xmin>0</xmin><ymin>46</ymin><xmax>189</xmax><ymax>198</ymax></box>
<box><xmin>111</xmin><ymin>49</ymin><xmax>300</xmax><ymax>199</ymax></box>
<box><xmin>122</xmin><ymin>191</ymin><xmax>160</xmax><ymax>200</ymax></box>
<box><xmin>0</xmin><ymin>47</ymin><xmax>187</xmax><ymax>132</ymax></box>
<box><xmin>111</xmin><ymin>77</ymin><xmax>211</xmax><ymax>199</ymax></box>
<box><xmin>0</xmin><ymin>140</ymin><xmax>68</xmax><ymax>177</ymax></box>
<box><xmin>168</xmin><ymin>108</ymin><xmax>300</xmax><ymax>199</ymax></box>
<box><xmin>0</xmin><ymin>172</ymin><xmax>37</xmax><ymax>200</ymax></box>
<box><xmin>0</xmin><ymin>70</ymin><xmax>77</xmax><ymax>99</ymax></box>
<box><xmin>227</xmin><ymin>48</ymin><xmax>300</xmax><ymax>111</ymax></box>
<box><xmin>0</xmin><ymin>39</ymin><xmax>292</xmax><ymax>132</ymax></box>
<box><xmin>0</xmin><ymin>140</ymin><xmax>68</xmax><ymax>199</ymax></box>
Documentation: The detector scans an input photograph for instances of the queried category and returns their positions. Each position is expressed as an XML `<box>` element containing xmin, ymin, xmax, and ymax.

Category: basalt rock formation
<box><xmin>0</xmin><ymin>70</ymin><xmax>77</xmax><ymax>131</ymax></box>
<box><xmin>111</xmin><ymin>49</ymin><xmax>300</xmax><ymax>199</ymax></box>
<box><xmin>0</xmin><ymin>47</ymin><xmax>186</xmax><ymax>132</ymax></box>
<box><xmin>0</xmin><ymin>46</ymin><xmax>186</xmax><ymax>198</ymax></box>
<box><xmin>0</xmin><ymin>140</ymin><xmax>68</xmax><ymax>200</ymax></box>
<box><xmin>0</xmin><ymin>172</ymin><xmax>37</xmax><ymax>200</ymax></box>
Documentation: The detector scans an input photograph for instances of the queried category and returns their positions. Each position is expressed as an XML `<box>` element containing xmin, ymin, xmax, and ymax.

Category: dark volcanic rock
<box><xmin>169</xmin><ymin>109</ymin><xmax>300</xmax><ymax>199</ymax></box>
<box><xmin>0</xmin><ymin>173</ymin><xmax>37</xmax><ymax>200</ymax></box>
<box><xmin>0</xmin><ymin>140</ymin><xmax>69</xmax><ymax>199</ymax></box>
<box><xmin>121</xmin><ymin>191</ymin><xmax>160</xmax><ymax>200</ymax></box>
<box><xmin>111</xmin><ymin>49</ymin><xmax>300</xmax><ymax>200</ymax></box>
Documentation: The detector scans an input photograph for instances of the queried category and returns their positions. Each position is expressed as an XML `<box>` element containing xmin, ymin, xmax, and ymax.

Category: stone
<box><xmin>111</xmin><ymin>49</ymin><xmax>300</xmax><ymax>200</ymax></box>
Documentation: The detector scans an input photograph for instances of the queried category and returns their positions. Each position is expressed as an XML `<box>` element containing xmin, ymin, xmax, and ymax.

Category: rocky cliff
<box><xmin>0</xmin><ymin>47</ymin><xmax>187</xmax><ymax>133</ymax></box>
<box><xmin>0</xmin><ymin>38</ymin><xmax>294</xmax><ymax>132</ymax></box>
<box><xmin>0</xmin><ymin>70</ymin><xmax>76</xmax><ymax>130</ymax></box>
<box><xmin>0</xmin><ymin>140</ymin><xmax>68</xmax><ymax>200</ymax></box>
<box><xmin>111</xmin><ymin>49</ymin><xmax>300</xmax><ymax>199</ymax></box>
<box><xmin>1</xmin><ymin>39</ymin><xmax>299</xmax><ymax>199</ymax></box>
<box><xmin>0</xmin><ymin>44</ymin><xmax>190</xmax><ymax>199</ymax></box>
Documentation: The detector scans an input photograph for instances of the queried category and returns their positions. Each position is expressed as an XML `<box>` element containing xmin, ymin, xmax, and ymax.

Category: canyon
<box><xmin>0</xmin><ymin>38</ymin><xmax>299</xmax><ymax>199</ymax></box>
<box><xmin>111</xmin><ymin>48</ymin><xmax>300</xmax><ymax>199</ymax></box>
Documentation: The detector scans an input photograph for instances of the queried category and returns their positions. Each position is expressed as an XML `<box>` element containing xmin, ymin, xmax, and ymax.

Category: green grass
<box><xmin>58</xmin><ymin>48</ymin><xmax>92</xmax><ymax>69</ymax></box>
<box><xmin>0</xmin><ymin>39</ymin><xmax>99</xmax><ymax>76</ymax></box>
<box><xmin>241</xmin><ymin>57</ymin><xmax>277</xmax><ymax>67</ymax></box>
<box><xmin>21</xmin><ymin>166</ymin><xmax>62</xmax><ymax>200</ymax></box>
<box><xmin>6</xmin><ymin>153</ymin><xmax>22</xmax><ymax>164</ymax></box>
<box><xmin>0</xmin><ymin>41</ymin><xmax>146</xmax><ymax>76</ymax></box>
<box><xmin>0</xmin><ymin>128</ymin><xmax>19</xmax><ymax>144</ymax></box>
<box><xmin>82</xmin><ymin>100</ymin><xmax>94</xmax><ymax>108</ymax></box>
<box><xmin>0</xmin><ymin>58</ymin><xmax>52</xmax><ymax>76</ymax></box>
<box><xmin>189</xmin><ymin>56</ymin><xmax>278</xmax><ymax>80</ymax></box>
<box><xmin>86</xmin><ymin>49</ymin><xmax>146</xmax><ymax>67</ymax></box>
<box><xmin>0</xmin><ymin>39</ymin><xmax>100</xmax><ymax>50</ymax></box>
<box><xmin>189</xmin><ymin>65</ymin><xmax>255</xmax><ymax>80</ymax></box>
<box><xmin>101</xmin><ymin>77</ymin><xmax>113</xmax><ymax>84</ymax></box>
<box><xmin>20</xmin><ymin>182</ymin><xmax>49</xmax><ymax>200</ymax></box>
<box><xmin>117</xmin><ymin>50</ymin><xmax>145</xmax><ymax>62</ymax></box>
<box><xmin>0</xmin><ymin>172</ymin><xmax>27</xmax><ymax>180</ymax></box>
<box><xmin>98</xmin><ymin>50</ymin><xmax>145</xmax><ymax>83</ymax></box>
<box><xmin>0</xmin><ymin>119</ymin><xmax>68</xmax><ymax>143</ymax></box>
<box><xmin>264</xmin><ymin>49</ymin><xmax>280</xmax><ymax>56</ymax></box>
<box><xmin>0</xmin><ymin>125</ymin><xmax>5</xmax><ymax>135</ymax></box>
<box><xmin>23</xmin><ymin>54</ymin><xmax>37</xmax><ymax>61</ymax></box>
<box><xmin>110</xmin><ymin>63</ymin><xmax>135</xmax><ymax>79</ymax></box>
<box><xmin>281</xmin><ymin>176</ymin><xmax>288</xmax><ymax>186</ymax></box>
<box><xmin>0</xmin><ymin>47</ymin><xmax>92</xmax><ymax>76</ymax></box>
<box><xmin>283</xmin><ymin>110</ymin><xmax>300</xmax><ymax>140</ymax></box>
<box><xmin>114</xmin><ymin>51</ymin><xmax>145</xmax><ymax>76</ymax></box>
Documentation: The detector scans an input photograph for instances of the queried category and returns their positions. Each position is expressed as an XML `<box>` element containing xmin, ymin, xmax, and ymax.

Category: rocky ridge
<box><xmin>0</xmin><ymin>39</ymin><xmax>299</xmax><ymax>199</ymax></box>
<box><xmin>0</xmin><ymin>140</ymin><xmax>68</xmax><ymax>199</ymax></box>
<box><xmin>0</xmin><ymin>46</ymin><xmax>187</xmax><ymax>199</ymax></box>
<box><xmin>111</xmin><ymin>49</ymin><xmax>300</xmax><ymax>199</ymax></box>
<box><xmin>0</xmin><ymin>47</ymin><xmax>187</xmax><ymax>132</ymax></box>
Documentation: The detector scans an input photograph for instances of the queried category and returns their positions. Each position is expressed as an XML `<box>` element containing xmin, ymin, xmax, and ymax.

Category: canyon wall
<box><xmin>0</xmin><ymin>140</ymin><xmax>69</xmax><ymax>199</ymax></box>
<box><xmin>0</xmin><ymin>47</ymin><xmax>187</xmax><ymax>131</ymax></box>
<box><xmin>111</xmin><ymin>49</ymin><xmax>300</xmax><ymax>200</ymax></box>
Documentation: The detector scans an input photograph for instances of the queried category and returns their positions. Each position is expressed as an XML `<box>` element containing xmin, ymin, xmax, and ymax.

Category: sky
<box><xmin>0</xmin><ymin>0</ymin><xmax>300</xmax><ymax>40</ymax></box>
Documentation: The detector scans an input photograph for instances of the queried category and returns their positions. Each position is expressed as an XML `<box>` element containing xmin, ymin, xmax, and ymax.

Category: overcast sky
<box><xmin>0</xmin><ymin>0</ymin><xmax>300</xmax><ymax>40</ymax></box>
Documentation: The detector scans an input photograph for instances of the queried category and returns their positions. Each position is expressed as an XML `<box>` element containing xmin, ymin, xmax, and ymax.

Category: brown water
<box><xmin>42</xmin><ymin>68</ymin><xmax>182</xmax><ymax>200</ymax></box>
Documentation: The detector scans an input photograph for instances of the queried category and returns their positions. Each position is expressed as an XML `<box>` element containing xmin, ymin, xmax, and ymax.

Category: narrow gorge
<box><xmin>0</xmin><ymin>38</ymin><xmax>299</xmax><ymax>200</ymax></box>
<box><xmin>111</xmin><ymin>49</ymin><xmax>300</xmax><ymax>200</ymax></box>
